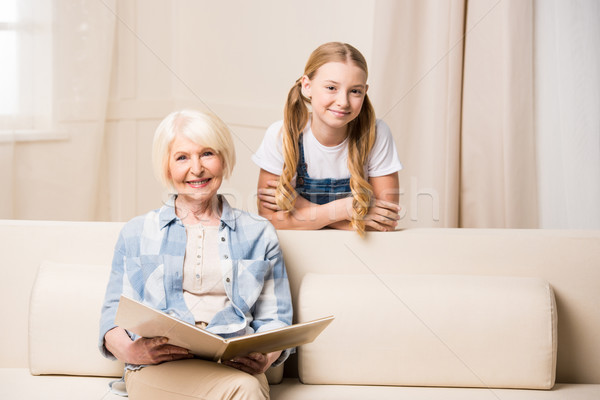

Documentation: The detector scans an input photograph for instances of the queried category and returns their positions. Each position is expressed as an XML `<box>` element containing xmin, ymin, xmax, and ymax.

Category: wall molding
<box><xmin>106</xmin><ymin>99</ymin><xmax>281</xmax><ymax>129</ymax></box>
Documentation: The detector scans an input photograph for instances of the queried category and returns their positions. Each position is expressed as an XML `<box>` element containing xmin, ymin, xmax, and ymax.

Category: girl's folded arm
<box><xmin>257</xmin><ymin>169</ymin><xmax>352</xmax><ymax>230</ymax></box>
<box><xmin>363</xmin><ymin>172</ymin><xmax>401</xmax><ymax>231</ymax></box>
<box><xmin>370</xmin><ymin>172</ymin><xmax>400</xmax><ymax>205</ymax></box>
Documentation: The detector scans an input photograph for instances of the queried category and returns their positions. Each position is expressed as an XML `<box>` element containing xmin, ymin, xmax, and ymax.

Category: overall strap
<box><xmin>296</xmin><ymin>133</ymin><xmax>309</xmax><ymax>179</ymax></box>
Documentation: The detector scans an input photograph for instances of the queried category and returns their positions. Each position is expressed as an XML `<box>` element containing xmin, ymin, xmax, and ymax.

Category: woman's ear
<box><xmin>221</xmin><ymin>156</ymin><xmax>231</xmax><ymax>179</ymax></box>
<box><xmin>301</xmin><ymin>75</ymin><xmax>312</xmax><ymax>99</ymax></box>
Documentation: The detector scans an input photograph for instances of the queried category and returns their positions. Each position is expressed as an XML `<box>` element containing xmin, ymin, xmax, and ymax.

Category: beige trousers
<box><xmin>125</xmin><ymin>359</ymin><xmax>270</xmax><ymax>400</ymax></box>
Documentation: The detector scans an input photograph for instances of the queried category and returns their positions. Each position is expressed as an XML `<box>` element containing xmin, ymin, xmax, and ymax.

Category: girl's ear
<box><xmin>301</xmin><ymin>75</ymin><xmax>312</xmax><ymax>99</ymax></box>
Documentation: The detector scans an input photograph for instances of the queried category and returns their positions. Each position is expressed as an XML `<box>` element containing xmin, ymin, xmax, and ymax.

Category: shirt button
<box><xmin>196</xmin><ymin>274</ymin><xmax>200</xmax><ymax>279</ymax></box>
<box><xmin>224</xmin><ymin>255</ymin><xmax>229</xmax><ymax>259</ymax></box>
<box><xmin>226</xmin><ymin>277</ymin><xmax>230</xmax><ymax>283</ymax></box>
<box><xmin>221</xmin><ymin>237</ymin><xmax>225</xmax><ymax>242</ymax></box>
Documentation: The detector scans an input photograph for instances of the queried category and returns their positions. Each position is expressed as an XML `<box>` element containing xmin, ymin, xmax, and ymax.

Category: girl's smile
<box><xmin>328</xmin><ymin>109</ymin><xmax>352</xmax><ymax>118</ymax></box>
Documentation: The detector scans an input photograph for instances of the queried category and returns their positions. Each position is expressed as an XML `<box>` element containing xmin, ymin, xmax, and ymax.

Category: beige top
<box><xmin>182</xmin><ymin>224</ymin><xmax>231</xmax><ymax>326</ymax></box>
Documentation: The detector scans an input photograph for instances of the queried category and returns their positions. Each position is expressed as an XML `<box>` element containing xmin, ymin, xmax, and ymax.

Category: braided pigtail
<box><xmin>276</xmin><ymin>79</ymin><xmax>309</xmax><ymax>212</ymax></box>
<box><xmin>347</xmin><ymin>95</ymin><xmax>376</xmax><ymax>235</ymax></box>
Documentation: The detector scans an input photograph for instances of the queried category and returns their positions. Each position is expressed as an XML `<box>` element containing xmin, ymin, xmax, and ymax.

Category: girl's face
<box><xmin>167</xmin><ymin>133</ymin><xmax>224</xmax><ymax>206</ymax></box>
<box><xmin>302</xmin><ymin>61</ymin><xmax>368</xmax><ymax>138</ymax></box>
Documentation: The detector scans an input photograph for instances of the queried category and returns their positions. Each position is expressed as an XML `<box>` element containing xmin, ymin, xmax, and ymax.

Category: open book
<box><xmin>114</xmin><ymin>295</ymin><xmax>334</xmax><ymax>362</ymax></box>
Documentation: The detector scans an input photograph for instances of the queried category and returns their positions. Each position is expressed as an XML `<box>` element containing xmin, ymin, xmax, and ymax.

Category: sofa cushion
<box><xmin>27</xmin><ymin>260</ymin><xmax>285</xmax><ymax>383</ymax></box>
<box><xmin>28</xmin><ymin>260</ymin><xmax>124</xmax><ymax>377</ymax></box>
<box><xmin>296</xmin><ymin>273</ymin><xmax>557</xmax><ymax>389</ymax></box>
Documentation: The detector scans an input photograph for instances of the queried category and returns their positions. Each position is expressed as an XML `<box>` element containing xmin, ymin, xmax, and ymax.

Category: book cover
<box><xmin>114</xmin><ymin>295</ymin><xmax>333</xmax><ymax>362</ymax></box>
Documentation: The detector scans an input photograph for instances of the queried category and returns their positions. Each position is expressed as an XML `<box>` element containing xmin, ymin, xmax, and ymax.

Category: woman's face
<box><xmin>167</xmin><ymin>132</ymin><xmax>224</xmax><ymax>206</ymax></box>
<box><xmin>302</xmin><ymin>61</ymin><xmax>368</xmax><ymax>137</ymax></box>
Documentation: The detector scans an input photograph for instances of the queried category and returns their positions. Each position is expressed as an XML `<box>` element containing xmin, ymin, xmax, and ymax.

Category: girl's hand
<box><xmin>258</xmin><ymin>180</ymin><xmax>314</xmax><ymax>211</ymax></box>
<box><xmin>364</xmin><ymin>199</ymin><xmax>400</xmax><ymax>232</ymax></box>
<box><xmin>223</xmin><ymin>351</ymin><xmax>282</xmax><ymax>375</ymax></box>
<box><xmin>257</xmin><ymin>180</ymin><xmax>281</xmax><ymax>211</ymax></box>
<box><xmin>104</xmin><ymin>327</ymin><xmax>193</xmax><ymax>365</ymax></box>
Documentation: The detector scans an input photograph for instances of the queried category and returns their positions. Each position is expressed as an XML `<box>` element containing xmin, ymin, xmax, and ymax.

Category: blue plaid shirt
<box><xmin>99</xmin><ymin>195</ymin><xmax>293</xmax><ymax>367</ymax></box>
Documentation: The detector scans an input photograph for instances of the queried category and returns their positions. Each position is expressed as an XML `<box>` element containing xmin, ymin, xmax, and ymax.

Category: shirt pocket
<box><xmin>233</xmin><ymin>259</ymin><xmax>271</xmax><ymax>311</ymax></box>
<box><xmin>123</xmin><ymin>255</ymin><xmax>167</xmax><ymax>310</ymax></box>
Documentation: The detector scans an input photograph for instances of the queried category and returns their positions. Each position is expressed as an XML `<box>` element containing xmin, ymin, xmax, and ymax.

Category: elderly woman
<box><xmin>98</xmin><ymin>110</ymin><xmax>293</xmax><ymax>400</ymax></box>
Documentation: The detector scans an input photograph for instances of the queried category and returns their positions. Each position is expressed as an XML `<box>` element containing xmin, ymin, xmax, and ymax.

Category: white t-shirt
<box><xmin>252</xmin><ymin>118</ymin><xmax>403</xmax><ymax>180</ymax></box>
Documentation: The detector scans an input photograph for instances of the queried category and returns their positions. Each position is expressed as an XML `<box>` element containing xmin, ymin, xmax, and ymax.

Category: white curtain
<box><xmin>370</xmin><ymin>0</ymin><xmax>466</xmax><ymax>229</ymax></box>
<box><xmin>460</xmin><ymin>0</ymin><xmax>538</xmax><ymax>228</ymax></box>
<box><xmin>371</xmin><ymin>0</ymin><xmax>599</xmax><ymax>229</ymax></box>
<box><xmin>534</xmin><ymin>0</ymin><xmax>600</xmax><ymax>229</ymax></box>
<box><xmin>0</xmin><ymin>0</ymin><xmax>116</xmax><ymax>220</ymax></box>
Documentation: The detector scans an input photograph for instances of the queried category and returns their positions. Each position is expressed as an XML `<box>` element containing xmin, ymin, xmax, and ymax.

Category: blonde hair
<box><xmin>277</xmin><ymin>42</ymin><xmax>376</xmax><ymax>234</ymax></box>
<box><xmin>152</xmin><ymin>109</ymin><xmax>236</xmax><ymax>192</ymax></box>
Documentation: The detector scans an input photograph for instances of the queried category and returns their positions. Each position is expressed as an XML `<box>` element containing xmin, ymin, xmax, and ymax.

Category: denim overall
<box><xmin>295</xmin><ymin>133</ymin><xmax>352</xmax><ymax>204</ymax></box>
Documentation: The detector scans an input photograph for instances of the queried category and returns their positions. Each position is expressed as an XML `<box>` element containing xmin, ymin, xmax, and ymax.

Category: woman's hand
<box><xmin>364</xmin><ymin>199</ymin><xmax>400</xmax><ymax>232</ymax></box>
<box><xmin>104</xmin><ymin>327</ymin><xmax>193</xmax><ymax>365</ymax></box>
<box><xmin>222</xmin><ymin>351</ymin><xmax>282</xmax><ymax>375</ymax></box>
<box><xmin>126</xmin><ymin>337</ymin><xmax>193</xmax><ymax>365</ymax></box>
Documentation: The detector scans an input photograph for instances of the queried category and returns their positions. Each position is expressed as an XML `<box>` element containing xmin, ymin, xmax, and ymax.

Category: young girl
<box><xmin>253</xmin><ymin>42</ymin><xmax>402</xmax><ymax>234</ymax></box>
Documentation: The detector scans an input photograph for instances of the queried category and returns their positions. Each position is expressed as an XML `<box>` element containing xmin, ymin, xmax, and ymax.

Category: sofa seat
<box><xmin>270</xmin><ymin>379</ymin><xmax>600</xmax><ymax>400</ymax></box>
<box><xmin>2</xmin><ymin>369</ymin><xmax>598</xmax><ymax>400</ymax></box>
<box><xmin>0</xmin><ymin>368</ymin><xmax>122</xmax><ymax>400</ymax></box>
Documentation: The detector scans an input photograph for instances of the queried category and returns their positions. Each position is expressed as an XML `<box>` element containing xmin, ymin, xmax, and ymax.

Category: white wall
<box><xmin>101</xmin><ymin>0</ymin><xmax>378</xmax><ymax>221</ymax></box>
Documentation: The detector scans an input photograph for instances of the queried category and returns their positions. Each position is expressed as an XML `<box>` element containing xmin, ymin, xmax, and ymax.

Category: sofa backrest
<box><xmin>276</xmin><ymin>228</ymin><xmax>600</xmax><ymax>384</ymax></box>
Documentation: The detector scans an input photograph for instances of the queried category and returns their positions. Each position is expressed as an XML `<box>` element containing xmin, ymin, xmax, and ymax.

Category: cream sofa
<box><xmin>0</xmin><ymin>219</ymin><xmax>599</xmax><ymax>399</ymax></box>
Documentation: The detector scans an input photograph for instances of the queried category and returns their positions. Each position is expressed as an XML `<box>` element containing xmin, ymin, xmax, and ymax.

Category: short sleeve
<box><xmin>252</xmin><ymin>120</ymin><xmax>286</xmax><ymax>176</ymax></box>
<box><xmin>368</xmin><ymin>120</ymin><xmax>403</xmax><ymax>177</ymax></box>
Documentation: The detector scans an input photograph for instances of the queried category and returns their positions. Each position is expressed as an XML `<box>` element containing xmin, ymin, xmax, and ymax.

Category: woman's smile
<box><xmin>187</xmin><ymin>178</ymin><xmax>211</xmax><ymax>188</ymax></box>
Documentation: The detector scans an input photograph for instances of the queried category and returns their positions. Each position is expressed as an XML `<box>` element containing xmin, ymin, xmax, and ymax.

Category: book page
<box><xmin>115</xmin><ymin>295</ymin><xmax>227</xmax><ymax>361</ymax></box>
<box><xmin>221</xmin><ymin>316</ymin><xmax>334</xmax><ymax>361</ymax></box>
<box><xmin>115</xmin><ymin>295</ymin><xmax>334</xmax><ymax>362</ymax></box>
